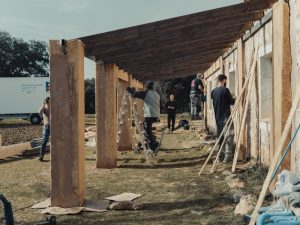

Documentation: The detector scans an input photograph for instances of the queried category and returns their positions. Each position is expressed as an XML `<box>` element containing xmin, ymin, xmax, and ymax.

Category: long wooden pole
<box><xmin>198</xmin><ymin>47</ymin><xmax>257</xmax><ymax>176</ymax></box>
<box><xmin>210</xmin><ymin>57</ymin><xmax>257</xmax><ymax>173</ymax></box>
<box><xmin>231</xmin><ymin>52</ymin><xmax>258</xmax><ymax>172</ymax></box>
<box><xmin>210</xmin><ymin>117</ymin><xmax>234</xmax><ymax>173</ymax></box>
<box><xmin>249</xmin><ymin>87</ymin><xmax>300</xmax><ymax>225</ymax></box>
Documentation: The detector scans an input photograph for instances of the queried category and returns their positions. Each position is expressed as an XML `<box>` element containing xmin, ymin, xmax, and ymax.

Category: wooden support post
<box><xmin>134</xmin><ymin>79</ymin><xmax>145</xmax><ymax>122</ymax></box>
<box><xmin>96</xmin><ymin>63</ymin><xmax>117</xmax><ymax>168</ymax></box>
<box><xmin>50</xmin><ymin>39</ymin><xmax>85</xmax><ymax>207</ymax></box>
<box><xmin>0</xmin><ymin>134</ymin><xmax>2</xmax><ymax>147</ymax></box>
<box><xmin>128</xmin><ymin>73</ymin><xmax>133</xmax><ymax>125</ymax></box>
<box><xmin>272</xmin><ymin>0</ymin><xmax>292</xmax><ymax>170</ymax></box>
<box><xmin>237</xmin><ymin>38</ymin><xmax>246</xmax><ymax>160</ymax></box>
<box><xmin>219</xmin><ymin>56</ymin><xmax>224</xmax><ymax>74</ymax></box>
<box><xmin>117</xmin><ymin>71</ymin><xmax>133</xmax><ymax>151</ymax></box>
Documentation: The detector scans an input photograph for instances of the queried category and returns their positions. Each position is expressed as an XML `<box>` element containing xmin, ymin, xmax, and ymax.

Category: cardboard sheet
<box><xmin>105</xmin><ymin>193</ymin><xmax>143</xmax><ymax>202</ymax></box>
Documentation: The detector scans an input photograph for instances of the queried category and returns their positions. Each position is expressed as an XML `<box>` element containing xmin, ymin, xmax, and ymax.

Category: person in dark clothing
<box><xmin>127</xmin><ymin>81</ymin><xmax>160</xmax><ymax>153</ymax></box>
<box><xmin>166</xmin><ymin>94</ymin><xmax>177</xmax><ymax>131</ymax></box>
<box><xmin>190</xmin><ymin>72</ymin><xmax>205</xmax><ymax>120</ymax></box>
<box><xmin>211</xmin><ymin>74</ymin><xmax>235</xmax><ymax>163</ymax></box>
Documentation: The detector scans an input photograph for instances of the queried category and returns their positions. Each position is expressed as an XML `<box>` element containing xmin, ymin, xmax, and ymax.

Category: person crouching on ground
<box><xmin>38</xmin><ymin>97</ymin><xmax>50</xmax><ymax>161</ymax></box>
<box><xmin>211</xmin><ymin>74</ymin><xmax>235</xmax><ymax>163</ymax></box>
<box><xmin>166</xmin><ymin>94</ymin><xmax>177</xmax><ymax>132</ymax></box>
<box><xmin>127</xmin><ymin>81</ymin><xmax>160</xmax><ymax>153</ymax></box>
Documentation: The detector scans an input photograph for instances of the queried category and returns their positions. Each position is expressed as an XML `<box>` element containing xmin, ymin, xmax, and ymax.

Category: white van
<box><xmin>0</xmin><ymin>77</ymin><xmax>50</xmax><ymax>124</ymax></box>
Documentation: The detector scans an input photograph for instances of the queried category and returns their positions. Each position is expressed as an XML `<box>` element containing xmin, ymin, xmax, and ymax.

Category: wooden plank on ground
<box><xmin>0</xmin><ymin>142</ymin><xmax>32</xmax><ymax>159</ymax></box>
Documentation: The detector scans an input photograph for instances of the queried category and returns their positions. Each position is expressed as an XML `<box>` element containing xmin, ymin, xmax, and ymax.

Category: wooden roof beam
<box><xmin>85</xmin><ymin>13</ymin><xmax>261</xmax><ymax>55</ymax></box>
<box><xmin>118</xmin><ymin>56</ymin><xmax>221</xmax><ymax>75</ymax></box>
<box><xmin>97</xmin><ymin>41</ymin><xmax>236</xmax><ymax>63</ymax></box>
<box><xmin>87</xmin><ymin>24</ymin><xmax>251</xmax><ymax>58</ymax></box>
<box><xmin>116</xmin><ymin>51</ymin><xmax>224</xmax><ymax>70</ymax></box>
<box><xmin>79</xmin><ymin>0</ymin><xmax>275</xmax><ymax>46</ymax></box>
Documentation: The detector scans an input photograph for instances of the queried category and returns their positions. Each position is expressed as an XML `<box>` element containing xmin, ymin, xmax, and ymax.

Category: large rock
<box><xmin>234</xmin><ymin>194</ymin><xmax>257</xmax><ymax>215</ymax></box>
<box><xmin>228</xmin><ymin>190</ymin><xmax>244</xmax><ymax>203</ymax></box>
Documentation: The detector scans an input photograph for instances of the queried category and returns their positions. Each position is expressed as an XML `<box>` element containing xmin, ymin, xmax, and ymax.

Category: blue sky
<box><xmin>0</xmin><ymin>0</ymin><xmax>240</xmax><ymax>78</ymax></box>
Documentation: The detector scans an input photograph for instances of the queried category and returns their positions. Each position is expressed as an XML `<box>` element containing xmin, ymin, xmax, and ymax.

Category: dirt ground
<box><xmin>0</xmin><ymin>122</ymin><xmax>266</xmax><ymax>225</ymax></box>
<box><xmin>0</xmin><ymin>119</ymin><xmax>42</xmax><ymax>146</ymax></box>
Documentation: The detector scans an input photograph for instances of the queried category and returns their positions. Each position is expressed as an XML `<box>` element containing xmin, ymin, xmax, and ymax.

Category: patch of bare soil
<box><xmin>0</xmin><ymin>120</ymin><xmax>42</xmax><ymax>146</ymax></box>
<box><xmin>1</xmin><ymin>128</ymin><xmax>246</xmax><ymax>225</ymax></box>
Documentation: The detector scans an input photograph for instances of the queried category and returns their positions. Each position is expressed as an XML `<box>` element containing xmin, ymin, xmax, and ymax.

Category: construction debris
<box><xmin>228</xmin><ymin>190</ymin><xmax>244</xmax><ymax>204</ymax></box>
<box><xmin>41</xmin><ymin>207</ymin><xmax>84</xmax><ymax>215</ymax></box>
<box><xmin>226</xmin><ymin>177</ymin><xmax>245</xmax><ymax>189</ymax></box>
<box><xmin>83</xmin><ymin>200</ymin><xmax>109</xmax><ymax>212</ymax></box>
<box><xmin>105</xmin><ymin>193</ymin><xmax>143</xmax><ymax>202</ymax></box>
<box><xmin>32</xmin><ymin>198</ymin><xmax>51</xmax><ymax>209</ymax></box>
<box><xmin>33</xmin><ymin>199</ymin><xmax>110</xmax><ymax>214</ymax></box>
<box><xmin>234</xmin><ymin>194</ymin><xmax>257</xmax><ymax>215</ymax></box>
<box><xmin>108</xmin><ymin>201</ymin><xmax>142</xmax><ymax>210</ymax></box>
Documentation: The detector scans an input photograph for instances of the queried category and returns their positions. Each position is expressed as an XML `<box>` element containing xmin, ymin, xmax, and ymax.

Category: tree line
<box><xmin>0</xmin><ymin>31</ymin><xmax>49</xmax><ymax>77</ymax></box>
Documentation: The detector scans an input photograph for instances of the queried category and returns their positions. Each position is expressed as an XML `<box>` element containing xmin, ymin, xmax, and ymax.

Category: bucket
<box><xmin>257</xmin><ymin>208</ymin><xmax>293</xmax><ymax>225</ymax></box>
<box><xmin>265</xmin><ymin>216</ymin><xmax>300</xmax><ymax>225</ymax></box>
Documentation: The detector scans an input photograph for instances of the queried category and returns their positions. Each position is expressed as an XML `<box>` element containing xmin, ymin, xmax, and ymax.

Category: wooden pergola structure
<box><xmin>49</xmin><ymin>0</ymin><xmax>276</xmax><ymax>208</ymax></box>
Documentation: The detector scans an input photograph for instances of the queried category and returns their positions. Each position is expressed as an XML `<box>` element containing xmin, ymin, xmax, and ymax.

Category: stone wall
<box><xmin>204</xmin><ymin>19</ymin><xmax>273</xmax><ymax>165</ymax></box>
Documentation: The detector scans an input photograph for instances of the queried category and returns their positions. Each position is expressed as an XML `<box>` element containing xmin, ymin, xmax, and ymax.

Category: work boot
<box><xmin>223</xmin><ymin>155</ymin><xmax>231</xmax><ymax>164</ymax></box>
<box><xmin>38</xmin><ymin>156</ymin><xmax>44</xmax><ymax>162</ymax></box>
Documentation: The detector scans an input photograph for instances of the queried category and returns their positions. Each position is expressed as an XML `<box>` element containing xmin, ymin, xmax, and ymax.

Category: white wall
<box><xmin>206</xmin><ymin>69</ymin><xmax>220</xmax><ymax>134</ymax></box>
<box><xmin>257</xmin><ymin>45</ymin><xmax>272</xmax><ymax>165</ymax></box>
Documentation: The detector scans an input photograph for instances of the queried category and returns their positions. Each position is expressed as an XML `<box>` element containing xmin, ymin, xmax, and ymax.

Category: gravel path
<box><xmin>0</xmin><ymin>120</ymin><xmax>42</xmax><ymax>146</ymax></box>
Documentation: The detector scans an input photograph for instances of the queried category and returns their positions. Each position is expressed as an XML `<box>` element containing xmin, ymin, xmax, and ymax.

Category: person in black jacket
<box><xmin>190</xmin><ymin>73</ymin><xmax>205</xmax><ymax>120</ymax></box>
<box><xmin>166</xmin><ymin>94</ymin><xmax>177</xmax><ymax>131</ymax></box>
<box><xmin>211</xmin><ymin>74</ymin><xmax>235</xmax><ymax>163</ymax></box>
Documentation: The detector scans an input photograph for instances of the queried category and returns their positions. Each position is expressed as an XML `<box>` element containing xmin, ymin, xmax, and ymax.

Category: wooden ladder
<box><xmin>117</xmin><ymin>91</ymin><xmax>155</xmax><ymax>164</ymax></box>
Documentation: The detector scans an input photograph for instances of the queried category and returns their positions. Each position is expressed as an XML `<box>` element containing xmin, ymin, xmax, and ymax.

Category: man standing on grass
<box><xmin>211</xmin><ymin>74</ymin><xmax>235</xmax><ymax>163</ymax></box>
<box><xmin>166</xmin><ymin>94</ymin><xmax>177</xmax><ymax>132</ymax></box>
<box><xmin>190</xmin><ymin>72</ymin><xmax>205</xmax><ymax>120</ymax></box>
<box><xmin>127</xmin><ymin>81</ymin><xmax>160</xmax><ymax>153</ymax></box>
<box><xmin>38</xmin><ymin>97</ymin><xmax>50</xmax><ymax>161</ymax></box>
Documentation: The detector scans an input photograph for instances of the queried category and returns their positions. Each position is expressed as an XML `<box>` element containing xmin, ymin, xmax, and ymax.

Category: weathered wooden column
<box><xmin>134</xmin><ymin>79</ymin><xmax>145</xmax><ymax>122</ymax></box>
<box><xmin>219</xmin><ymin>56</ymin><xmax>224</xmax><ymax>74</ymax></box>
<box><xmin>272</xmin><ymin>0</ymin><xmax>292</xmax><ymax>169</ymax></box>
<box><xmin>117</xmin><ymin>71</ymin><xmax>133</xmax><ymax>151</ymax></box>
<box><xmin>237</xmin><ymin>39</ymin><xmax>246</xmax><ymax>160</ymax></box>
<box><xmin>50</xmin><ymin>40</ymin><xmax>85</xmax><ymax>207</ymax></box>
<box><xmin>96</xmin><ymin>62</ymin><xmax>117</xmax><ymax>168</ymax></box>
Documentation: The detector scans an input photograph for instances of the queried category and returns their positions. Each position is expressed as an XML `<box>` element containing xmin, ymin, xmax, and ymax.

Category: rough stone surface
<box><xmin>228</xmin><ymin>189</ymin><xmax>244</xmax><ymax>204</ymax></box>
<box><xmin>234</xmin><ymin>194</ymin><xmax>257</xmax><ymax>215</ymax></box>
<box><xmin>108</xmin><ymin>201</ymin><xmax>142</xmax><ymax>210</ymax></box>
<box><xmin>225</xmin><ymin>174</ymin><xmax>245</xmax><ymax>189</ymax></box>
<box><xmin>222</xmin><ymin>170</ymin><xmax>233</xmax><ymax>176</ymax></box>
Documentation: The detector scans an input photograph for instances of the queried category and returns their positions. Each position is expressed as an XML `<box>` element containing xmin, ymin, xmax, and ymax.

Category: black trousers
<box><xmin>144</xmin><ymin>117</ymin><xmax>159</xmax><ymax>151</ymax></box>
<box><xmin>168</xmin><ymin>113</ymin><xmax>176</xmax><ymax>130</ymax></box>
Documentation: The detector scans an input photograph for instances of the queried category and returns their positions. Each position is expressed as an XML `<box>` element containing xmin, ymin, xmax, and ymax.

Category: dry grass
<box><xmin>0</xmin><ymin>129</ymin><xmax>244</xmax><ymax>225</ymax></box>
